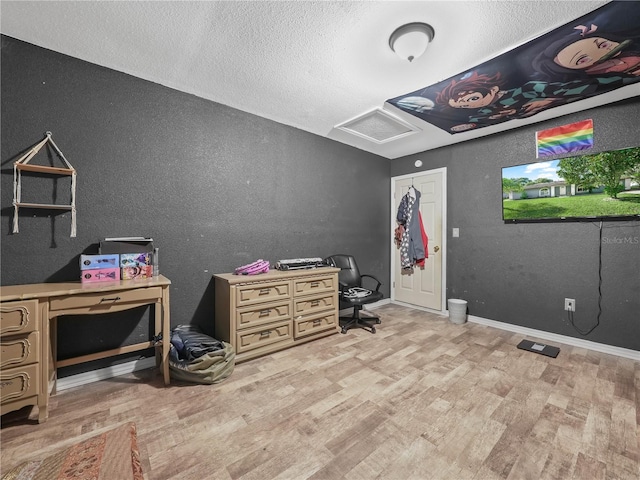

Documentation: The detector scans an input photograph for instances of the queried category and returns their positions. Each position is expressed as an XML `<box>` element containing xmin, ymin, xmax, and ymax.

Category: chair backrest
<box><xmin>325</xmin><ymin>254</ymin><xmax>361</xmax><ymax>288</ymax></box>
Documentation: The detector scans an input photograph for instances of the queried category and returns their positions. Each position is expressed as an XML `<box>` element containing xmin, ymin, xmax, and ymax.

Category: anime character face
<box><xmin>554</xmin><ymin>37</ymin><xmax>620</xmax><ymax>70</ymax></box>
<box><xmin>448</xmin><ymin>85</ymin><xmax>500</xmax><ymax>109</ymax></box>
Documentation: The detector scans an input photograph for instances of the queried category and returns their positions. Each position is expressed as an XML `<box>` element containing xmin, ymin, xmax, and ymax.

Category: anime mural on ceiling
<box><xmin>386</xmin><ymin>1</ymin><xmax>640</xmax><ymax>134</ymax></box>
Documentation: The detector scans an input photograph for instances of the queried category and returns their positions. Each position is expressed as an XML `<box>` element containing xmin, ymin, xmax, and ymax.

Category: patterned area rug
<box><xmin>1</xmin><ymin>422</ymin><xmax>143</xmax><ymax>480</ymax></box>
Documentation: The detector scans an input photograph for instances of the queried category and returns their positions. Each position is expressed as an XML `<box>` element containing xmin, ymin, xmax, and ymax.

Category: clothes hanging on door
<box><xmin>415</xmin><ymin>210</ymin><xmax>429</xmax><ymax>268</ymax></box>
<box><xmin>396</xmin><ymin>186</ymin><xmax>428</xmax><ymax>271</ymax></box>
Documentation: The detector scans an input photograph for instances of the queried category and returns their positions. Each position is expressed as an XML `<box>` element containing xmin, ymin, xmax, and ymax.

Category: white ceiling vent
<box><xmin>335</xmin><ymin>108</ymin><xmax>420</xmax><ymax>144</ymax></box>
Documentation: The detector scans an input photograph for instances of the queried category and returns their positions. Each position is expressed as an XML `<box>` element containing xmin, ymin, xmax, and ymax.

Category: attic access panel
<box><xmin>335</xmin><ymin>108</ymin><xmax>420</xmax><ymax>144</ymax></box>
<box><xmin>386</xmin><ymin>2</ymin><xmax>640</xmax><ymax>135</ymax></box>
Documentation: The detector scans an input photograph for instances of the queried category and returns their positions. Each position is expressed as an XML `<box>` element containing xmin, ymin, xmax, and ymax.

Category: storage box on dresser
<box><xmin>214</xmin><ymin>267</ymin><xmax>340</xmax><ymax>363</ymax></box>
<box><xmin>1</xmin><ymin>299</ymin><xmax>47</xmax><ymax>422</ymax></box>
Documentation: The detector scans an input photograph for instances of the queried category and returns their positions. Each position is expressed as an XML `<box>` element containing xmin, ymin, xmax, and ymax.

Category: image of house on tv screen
<box><xmin>502</xmin><ymin>147</ymin><xmax>640</xmax><ymax>222</ymax></box>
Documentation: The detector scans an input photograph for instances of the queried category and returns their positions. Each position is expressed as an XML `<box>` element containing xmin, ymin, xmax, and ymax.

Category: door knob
<box><xmin>434</xmin><ymin>245</ymin><xmax>440</xmax><ymax>253</ymax></box>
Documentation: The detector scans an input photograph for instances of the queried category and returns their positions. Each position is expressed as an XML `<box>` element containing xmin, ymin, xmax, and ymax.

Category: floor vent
<box><xmin>335</xmin><ymin>108</ymin><xmax>420</xmax><ymax>144</ymax></box>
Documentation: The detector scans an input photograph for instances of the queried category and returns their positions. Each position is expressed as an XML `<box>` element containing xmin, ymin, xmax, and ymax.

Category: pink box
<box><xmin>81</xmin><ymin>267</ymin><xmax>120</xmax><ymax>283</ymax></box>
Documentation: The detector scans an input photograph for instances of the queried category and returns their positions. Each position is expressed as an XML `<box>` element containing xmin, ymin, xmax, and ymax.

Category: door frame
<box><xmin>390</xmin><ymin>167</ymin><xmax>447</xmax><ymax>314</ymax></box>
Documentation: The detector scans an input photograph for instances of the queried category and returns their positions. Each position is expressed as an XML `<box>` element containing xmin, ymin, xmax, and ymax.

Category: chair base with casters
<box><xmin>324</xmin><ymin>254</ymin><xmax>384</xmax><ymax>335</ymax></box>
<box><xmin>339</xmin><ymin>305</ymin><xmax>382</xmax><ymax>334</ymax></box>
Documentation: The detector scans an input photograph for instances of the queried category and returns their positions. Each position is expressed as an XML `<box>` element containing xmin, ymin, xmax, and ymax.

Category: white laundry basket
<box><xmin>448</xmin><ymin>298</ymin><xmax>468</xmax><ymax>324</ymax></box>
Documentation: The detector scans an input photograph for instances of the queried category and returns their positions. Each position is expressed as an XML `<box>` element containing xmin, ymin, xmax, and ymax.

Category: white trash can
<box><xmin>448</xmin><ymin>298</ymin><xmax>468</xmax><ymax>324</ymax></box>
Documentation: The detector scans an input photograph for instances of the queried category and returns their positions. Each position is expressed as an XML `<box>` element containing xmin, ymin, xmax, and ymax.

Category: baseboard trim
<box><xmin>468</xmin><ymin>315</ymin><xmax>639</xmax><ymax>361</ymax></box>
<box><xmin>56</xmin><ymin>356</ymin><xmax>157</xmax><ymax>391</ymax></box>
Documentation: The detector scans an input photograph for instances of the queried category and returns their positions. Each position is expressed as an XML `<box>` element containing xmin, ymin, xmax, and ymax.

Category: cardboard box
<box><xmin>80</xmin><ymin>254</ymin><xmax>119</xmax><ymax>271</ymax></box>
<box><xmin>122</xmin><ymin>265</ymin><xmax>153</xmax><ymax>280</ymax></box>
<box><xmin>81</xmin><ymin>267</ymin><xmax>120</xmax><ymax>283</ymax></box>
<box><xmin>119</xmin><ymin>252</ymin><xmax>151</xmax><ymax>268</ymax></box>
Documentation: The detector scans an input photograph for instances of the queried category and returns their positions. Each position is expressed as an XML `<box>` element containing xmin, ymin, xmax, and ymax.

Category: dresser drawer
<box><xmin>1</xmin><ymin>331</ymin><xmax>39</xmax><ymax>368</ymax></box>
<box><xmin>236</xmin><ymin>320</ymin><xmax>292</xmax><ymax>354</ymax></box>
<box><xmin>1</xmin><ymin>363</ymin><xmax>39</xmax><ymax>404</ymax></box>
<box><xmin>294</xmin><ymin>311</ymin><xmax>337</xmax><ymax>339</ymax></box>
<box><xmin>49</xmin><ymin>286</ymin><xmax>163</xmax><ymax>312</ymax></box>
<box><xmin>236</xmin><ymin>301</ymin><xmax>291</xmax><ymax>330</ymax></box>
<box><xmin>1</xmin><ymin>300</ymin><xmax>39</xmax><ymax>337</ymax></box>
<box><xmin>294</xmin><ymin>275</ymin><xmax>336</xmax><ymax>297</ymax></box>
<box><xmin>236</xmin><ymin>281</ymin><xmax>290</xmax><ymax>307</ymax></box>
<box><xmin>293</xmin><ymin>293</ymin><xmax>336</xmax><ymax>317</ymax></box>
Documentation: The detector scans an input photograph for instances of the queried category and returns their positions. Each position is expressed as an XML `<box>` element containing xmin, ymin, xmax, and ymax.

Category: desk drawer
<box><xmin>50</xmin><ymin>287</ymin><xmax>163</xmax><ymax>312</ymax></box>
<box><xmin>236</xmin><ymin>301</ymin><xmax>291</xmax><ymax>330</ymax></box>
<box><xmin>236</xmin><ymin>321</ymin><xmax>292</xmax><ymax>354</ymax></box>
<box><xmin>1</xmin><ymin>331</ymin><xmax>39</xmax><ymax>368</ymax></box>
<box><xmin>294</xmin><ymin>311</ymin><xmax>337</xmax><ymax>339</ymax></box>
<box><xmin>1</xmin><ymin>300</ymin><xmax>39</xmax><ymax>337</ymax></box>
<box><xmin>293</xmin><ymin>294</ymin><xmax>336</xmax><ymax>317</ymax></box>
<box><xmin>294</xmin><ymin>275</ymin><xmax>336</xmax><ymax>297</ymax></box>
<box><xmin>0</xmin><ymin>363</ymin><xmax>39</xmax><ymax>404</ymax></box>
<box><xmin>236</xmin><ymin>281</ymin><xmax>290</xmax><ymax>307</ymax></box>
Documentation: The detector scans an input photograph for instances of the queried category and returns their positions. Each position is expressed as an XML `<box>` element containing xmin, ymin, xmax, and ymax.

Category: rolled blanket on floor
<box><xmin>169</xmin><ymin>325</ymin><xmax>235</xmax><ymax>384</ymax></box>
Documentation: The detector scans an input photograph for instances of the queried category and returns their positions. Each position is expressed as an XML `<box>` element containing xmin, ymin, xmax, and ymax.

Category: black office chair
<box><xmin>324</xmin><ymin>254</ymin><xmax>383</xmax><ymax>334</ymax></box>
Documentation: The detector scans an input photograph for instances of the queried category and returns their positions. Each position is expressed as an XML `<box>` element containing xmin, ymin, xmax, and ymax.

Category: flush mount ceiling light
<box><xmin>389</xmin><ymin>22</ymin><xmax>435</xmax><ymax>62</ymax></box>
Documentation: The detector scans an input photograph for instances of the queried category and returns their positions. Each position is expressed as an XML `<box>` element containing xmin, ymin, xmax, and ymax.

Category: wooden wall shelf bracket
<box><xmin>12</xmin><ymin>132</ymin><xmax>77</xmax><ymax>237</ymax></box>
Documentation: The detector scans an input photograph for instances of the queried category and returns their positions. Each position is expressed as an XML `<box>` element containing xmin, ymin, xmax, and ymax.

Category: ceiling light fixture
<box><xmin>389</xmin><ymin>22</ymin><xmax>435</xmax><ymax>62</ymax></box>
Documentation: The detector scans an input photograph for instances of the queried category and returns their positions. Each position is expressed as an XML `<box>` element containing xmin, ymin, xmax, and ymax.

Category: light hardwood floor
<box><xmin>1</xmin><ymin>304</ymin><xmax>639</xmax><ymax>479</ymax></box>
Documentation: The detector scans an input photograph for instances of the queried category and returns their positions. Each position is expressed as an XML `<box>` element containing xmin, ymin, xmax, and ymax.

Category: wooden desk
<box><xmin>1</xmin><ymin>275</ymin><xmax>171</xmax><ymax>423</ymax></box>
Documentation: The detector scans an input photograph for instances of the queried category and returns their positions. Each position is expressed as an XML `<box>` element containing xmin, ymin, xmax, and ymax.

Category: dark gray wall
<box><xmin>1</xmin><ymin>36</ymin><xmax>391</xmax><ymax>372</ymax></box>
<box><xmin>392</xmin><ymin>98</ymin><xmax>640</xmax><ymax>351</ymax></box>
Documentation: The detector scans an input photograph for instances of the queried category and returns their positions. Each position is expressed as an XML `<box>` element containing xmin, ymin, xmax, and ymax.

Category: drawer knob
<box><xmin>260</xmin><ymin>330</ymin><xmax>271</xmax><ymax>337</ymax></box>
<box><xmin>259</xmin><ymin>309</ymin><xmax>271</xmax><ymax>317</ymax></box>
<box><xmin>313</xmin><ymin>319</ymin><xmax>322</xmax><ymax>325</ymax></box>
<box><xmin>310</xmin><ymin>282</ymin><xmax>319</xmax><ymax>287</ymax></box>
<box><xmin>310</xmin><ymin>300</ymin><xmax>320</xmax><ymax>307</ymax></box>
<box><xmin>259</xmin><ymin>289</ymin><xmax>270</xmax><ymax>295</ymax></box>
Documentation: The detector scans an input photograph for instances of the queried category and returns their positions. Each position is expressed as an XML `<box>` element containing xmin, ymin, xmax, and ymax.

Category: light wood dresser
<box><xmin>213</xmin><ymin>268</ymin><xmax>340</xmax><ymax>363</ymax></box>
<box><xmin>0</xmin><ymin>275</ymin><xmax>171</xmax><ymax>423</ymax></box>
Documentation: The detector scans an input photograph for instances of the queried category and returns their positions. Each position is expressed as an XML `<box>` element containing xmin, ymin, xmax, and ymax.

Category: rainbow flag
<box><xmin>536</xmin><ymin>119</ymin><xmax>593</xmax><ymax>158</ymax></box>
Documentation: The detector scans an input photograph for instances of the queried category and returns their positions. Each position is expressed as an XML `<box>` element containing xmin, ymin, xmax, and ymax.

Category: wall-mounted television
<box><xmin>502</xmin><ymin>147</ymin><xmax>640</xmax><ymax>223</ymax></box>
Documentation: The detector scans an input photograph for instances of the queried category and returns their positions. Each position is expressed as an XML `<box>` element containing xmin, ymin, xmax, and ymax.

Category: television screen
<box><xmin>502</xmin><ymin>147</ymin><xmax>640</xmax><ymax>223</ymax></box>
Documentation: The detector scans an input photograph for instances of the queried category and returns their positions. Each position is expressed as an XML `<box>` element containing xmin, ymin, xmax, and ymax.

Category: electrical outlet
<box><xmin>564</xmin><ymin>298</ymin><xmax>575</xmax><ymax>312</ymax></box>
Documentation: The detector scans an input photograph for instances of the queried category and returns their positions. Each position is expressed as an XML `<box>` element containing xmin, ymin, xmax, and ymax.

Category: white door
<box><xmin>391</xmin><ymin>169</ymin><xmax>445</xmax><ymax>311</ymax></box>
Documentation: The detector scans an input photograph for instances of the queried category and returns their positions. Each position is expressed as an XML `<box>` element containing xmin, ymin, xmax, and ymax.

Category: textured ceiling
<box><xmin>2</xmin><ymin>1</ymin><xmax>638</xmax><ymax>159</ymax></box>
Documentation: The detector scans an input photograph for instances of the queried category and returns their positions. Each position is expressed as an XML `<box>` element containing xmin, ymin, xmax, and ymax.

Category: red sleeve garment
<box><xmin>415</xmin><ymin>211</ymin><xmax>429</xmax><ymax>267</ymax></box>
